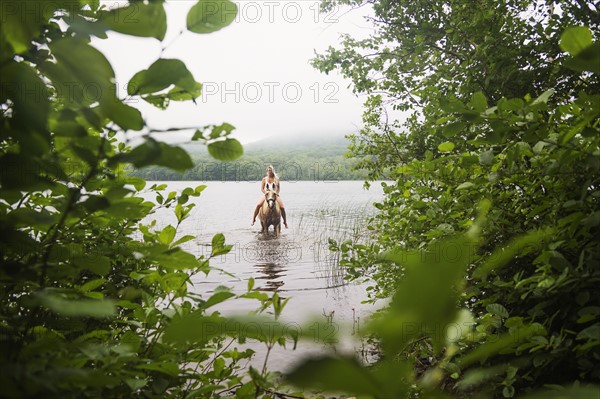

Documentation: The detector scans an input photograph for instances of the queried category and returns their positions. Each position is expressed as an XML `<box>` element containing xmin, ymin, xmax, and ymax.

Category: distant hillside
<box><xmin>244</xmin><ymin>133</ymin><xmax>350</xmax><ymax>153</ymax></box>
<box><xmin>129</xmin><ymin>133</ymin><xmax>365</xmax><ymax>182</ymax></box>
<box><xmin>181</xmin><ymin>133</ymin><xmax>350</xmax><ymax>159</ymax></box>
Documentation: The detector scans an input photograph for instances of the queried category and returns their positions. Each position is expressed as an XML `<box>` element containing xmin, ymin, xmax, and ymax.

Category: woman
<box><xmin>251</xmin><ymin>165</ymin><xmax>288</xmax><ymax>228</ymax></box>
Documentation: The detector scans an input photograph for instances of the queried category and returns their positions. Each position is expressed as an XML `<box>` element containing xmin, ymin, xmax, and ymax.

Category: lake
<box><xmin>146</xmin><ymin>180</ymin><xmax>384</xmax><ymax>370</ymax></box>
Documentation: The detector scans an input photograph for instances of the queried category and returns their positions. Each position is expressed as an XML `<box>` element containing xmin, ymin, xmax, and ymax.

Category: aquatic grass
<box><xmin>293</xmin><ymin>200</ymin><xmax>379</xmax><ymax>289</ymax></box>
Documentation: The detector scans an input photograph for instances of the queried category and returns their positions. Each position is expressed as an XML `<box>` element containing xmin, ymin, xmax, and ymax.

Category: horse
<box><xmin>258</xmin><ymin>189</ymin><xmax>281</xmax><ymax>237</ymax></box>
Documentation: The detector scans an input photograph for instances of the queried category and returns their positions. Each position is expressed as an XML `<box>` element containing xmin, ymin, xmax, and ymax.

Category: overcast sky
<box><xmin>92</xmin><ymin>1</ymin><xmax>374</xmax><ymax>145</ymax></box>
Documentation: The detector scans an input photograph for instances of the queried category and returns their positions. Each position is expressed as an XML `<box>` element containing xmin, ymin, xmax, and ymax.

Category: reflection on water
<box><xmin>254</xmin><ymin>263</ymin><xmax>286</xmax><ymax>291</ymax></box>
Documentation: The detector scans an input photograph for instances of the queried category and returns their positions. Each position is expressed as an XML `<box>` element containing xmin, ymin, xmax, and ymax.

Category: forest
<box><xmin>0</xmin><ymin>0</ymin><xmax>599</xmax><ymax>398</ymax></box>
<box><xmin>128</xmin><ymin>135</ymin><xmax>366</xmax><ymax>182</ymax></box>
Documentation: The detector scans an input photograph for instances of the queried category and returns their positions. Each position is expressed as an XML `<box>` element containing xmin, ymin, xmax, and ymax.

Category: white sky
<box><xmin>93</xmin><ymin>1</ymin><xmax>374</xmax><ymax>145</ymax></box>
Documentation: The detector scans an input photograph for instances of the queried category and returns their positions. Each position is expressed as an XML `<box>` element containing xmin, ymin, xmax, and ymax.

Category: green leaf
<box><xmin>458</xmin><ymin>325</ymin><xmax>542</xmax><ymax>367</ymax></box>
<box><xmin>479</xmin><ymin>149</ymin><xmax>494</xmax><ymax>165</ymax></box>
<box><xmin>564</xmin><ymin>42</ymin><xmax>600</xmax><ymax>74</ymax></box>
<box><xmin>530</xmin><ymin>90</ymin><xmax>555</xmax><ymax>106</ymax></box>
<box><xmin>136</xmin><ymin>362</ymin><xmax>180</xmax><ymax>377</ymax></box>
<box><xmin>127</xmin><ymin>59</ymin><xmax>198</xmax><ymax>96</ymax></box>
<box><xmin>211</xmin><ymin>233</ymin><xmax>232</xmax><ymax>256</ymax></box>
<box><xmin>471</xmin><ymin>92</ymin><xmax>488</xmax><ymax>112</ymax></box>
<box><xmin>457</xmin><ymin>182</ymin><xmax>475</xmax><ymax>191</ymax></box>
<box><xmin>100</xmin><ymin>2</ymin><xmax>167</xmax><ymax>40</ymax></box>
<box><xmin>209</xmin><ymin>123</ymin><xmax>236</xmax><ymax>139</ymax></box>
<box><xmin>0</xmin><ymin>0</ymin><xmax>52</xmax><ymax>55</ymax></box>
<box><xmin>286</xmin><ymin>356</ymin><xmax>382</xmax><ymax>397</ymax></box>
<box><xmin>172</xmin><ymin>235</ymin><xmax>195</xmax><ymax>247</ymax></box>
<box><xmin>207</xmin><ymin>139</ymin><xmax>244</xmax><ymax>161</ymax></box>
<box><xmin>39</xmin><ymin>294</ymin><xmax>116</xmax><ymax>318</ymax></box>
<box><xmin>163</xmin><ymin>313</ymin><xmax>225</xmax><ymax>345</ymax></box>
<box><xmin>159</xmin><ymin>225</ymin><xmax>177</xmax><ymax>245</ymax></box>
<box><xmin>240</xmin><ymin>291</ymin><xmax>269</xmax><ymax>301</ymax></box>
<box><xmin>212</xmin><ymin>233</ymin><xmax>225</xmax><ymax>250</ymax></box>
<box><xmin>125</xmin><ymin>378</ymin><xmax>147</xmax><ymax>391</ymax></box>
<box><xmin>73</xmin><ymin>255</ymin><xmax>112</xmax><ymax>276</ymax></box>
<box><xmin>116</xmin><ymin>139</ymin><xmax>193</xmax><ymax>172</ymax></box>
<box><xmin>474</xmin><ymin>229</ymin><xmax>555</xmax><ymax>279</ymax></box>
<box><xmin>104</xmin><ymin>100</ymin><xmax>144</xmax><ymax>131</ymax></box>
<box><xmin>442</xmin><ymin>121</ymin><xmax>466</xmax><ymax>138</ymax></box>
<box><xmin>559</xmin><ymin>27</ymin><xmax>593</xmax><ymax>56</ymax></box>
<box><xmin>0</xmin><ymin>62</ymin><xmax>50</xmax><ymax>134</ymax></box>
<box><xmin>203</xmin><ymin>291</ymin><xmax>236</xmax><ymax>309</ymax></box>
<box><xmin>43</xmin><ymin>38</ymin><xmax>115</xmax><ymax>107</ymax></box>
<box><xmin>150</xmin><ymin>248</ymin><xmax>199</xmax><ymax>270</ymax></box>
<box><xmin>187</xmin><ymin>0</ymin><xmax>238</xmax><ymax>34</ymax></box>
<box><xmin>167</xmin><ymin>82</ymin><xmax>203</xmax><ymax>101</ymax></box>
<box><xmin>520</xmin><ymin>386</ymin><xmax>600</xmax><ymax>399</ymax></box>
<box><xmin>438</xmin><ymin>142</ymin><xmax>455</xmax><ymax>152</ymax></box>
<box><xmin>576</xmin><ymin>324</ymin><xmax>600</xmax><ymax>340</ymax></box>
<box><xmin>486</xmin><ymin>303</ymin><xmax>509</xmax><ymax>318</ymax></box>
<box><xmin>156</xmin><ymin>143</ymin><xmax>194</xmax><ymax>171</ymax></box>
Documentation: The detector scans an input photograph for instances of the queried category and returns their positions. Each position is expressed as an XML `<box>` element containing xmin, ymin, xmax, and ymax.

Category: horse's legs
<box><xmin>251</xmin><ymin>204</ymin><xmax>261</xmax><ymax>225</ymax></box>
<box><xmin>280</xmin><ymin>207</ymin><xmax>288</xmax><ymax>228</ymax></box>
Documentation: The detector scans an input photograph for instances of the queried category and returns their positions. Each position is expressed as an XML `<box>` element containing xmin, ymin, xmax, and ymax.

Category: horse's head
<box><xmin>265</xmin><ymin>189</ymin><xmax>278</xmax><ymax>209</ymax></box>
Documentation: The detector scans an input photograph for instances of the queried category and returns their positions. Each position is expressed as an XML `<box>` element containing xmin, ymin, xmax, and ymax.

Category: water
<box><xmin>144</xmin><ymin>180</ymin><xmax>384</xmax><ymax>370</ymax></box>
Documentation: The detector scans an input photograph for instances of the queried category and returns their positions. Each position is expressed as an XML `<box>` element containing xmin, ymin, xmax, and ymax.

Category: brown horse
<box><xmin>258</xmin><ymin>189</ymin><xmax>281</xmax><ymax>236</ymax></box>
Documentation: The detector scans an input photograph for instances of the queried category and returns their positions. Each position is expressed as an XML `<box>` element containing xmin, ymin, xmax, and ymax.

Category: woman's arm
<box><xmin>276</xmin><ymin>179</ymin><xmax>281</xmax><ymax>195</ymax></box>
<box><xmin>261</xmin><ymin>177</ymin><xmax>266</xmax><ymax>193</ymax></box>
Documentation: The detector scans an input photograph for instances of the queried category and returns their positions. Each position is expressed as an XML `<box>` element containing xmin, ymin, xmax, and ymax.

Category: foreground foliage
<box><xmin>0</xmin><ymin>1</ymin><xmax>301</xmax><ymax>398</ymax></box>
<box><xmin>286</xmin><ymin>1</ymin><xmax>600</xmax><ymax>398</ymax></box>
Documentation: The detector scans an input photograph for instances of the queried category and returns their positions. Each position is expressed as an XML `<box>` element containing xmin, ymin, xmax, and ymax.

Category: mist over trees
<box><xmin>128</xmin><ymin>134</ymin><xmax>366</xmax><ymax>181</ymax></box>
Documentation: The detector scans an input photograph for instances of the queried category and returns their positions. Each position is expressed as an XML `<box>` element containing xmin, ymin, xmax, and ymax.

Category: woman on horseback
<box><xmin>251</xmin><ymin>165</ymin><xmax>288</xmax><ymax>228</ymax></box>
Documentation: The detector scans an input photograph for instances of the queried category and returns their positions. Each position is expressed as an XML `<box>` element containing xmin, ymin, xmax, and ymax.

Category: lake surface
<box><xmin>146</xmin><ymin>180</ymin><xmax>384</xmax><ymax>370</ymax></box>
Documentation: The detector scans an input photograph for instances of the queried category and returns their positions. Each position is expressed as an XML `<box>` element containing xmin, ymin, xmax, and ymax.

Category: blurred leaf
<box><xmin>39</xmin><ymin>293</ymin><xmax>116</xmax><ymax>318</ymax></box>
<box><xmin>458</xmin><ymin>325</ymin><xmax>543</xmax><ymax>368</ymax></box>
<box><xmin>136</xmin><ymin>362</ymin><xmax>180</xmax><ymax>377</ymax></box>
<box><xmin>187</xmin><ymin>0</ymin><xmax>238</xmax><ymax>34</ymax></box>
<box><xmin>286</xmin><ymin>356</ymin><xmax>382</xmax><ymax>397</ymax></box>
<box><xmin>115</xmin><ymin>139</ymin><xmax>193</xmax><ymax>171</ymax></box>
<box><xmin>150</xmin><ymin>248</ymin><xmax>199</xmax><ymax>270</ymax></box>
<box><xmin>474</xmin><ymin>229</ymin><xmax>554</xmax><ymax>279</ymax></box>
<box><xmin>576</xmin><ymin>324</ymin><xmax>600</xmax><ymax>340</ymax></box>
<box><xmin>127</xmin><ymin>59</ymin><xmax>198</xmax><ymax>96</ymax></box>
<box><xmin>559</xmin><ymin>27</ymin><xmax>593</xmax><ymax>56</ymax></box>
<box><xmin>163</xmin><ymin>313</ymin><xmax>225</xmax><ymax>345</ymax></box>
<box><xmin>203</xmin><ymin>291</ymin><xmax>235</xmax><ymax>309</ymax></box>
<box><xmin>438</xmin><ymin>142</ymin><xmax>455</xmax><ymax>152</ymax></box>
<box><xmin>43</xmin><ymin>38</ymin><xmax>114</xmax><ymax>107</ymax></box>
<box><xmin>0</xmin><ymin>0</ymin><xmax>51</xmax><ymax>55</ymax></box>
<box><xmin>73</xmin><ymin>255</ymin><xmax>111</xmax><ymax>276</ymax></box>
<box><xmin>471</xmin><ymin>92</ymin><xmax>488</xmax><ymax>112</ymax></box>
<box><xmin>521</xmin><ymin>386</ymin><xmax>600</xmax><ymax>399</ymax></box>
<box><xmin>0</xmin><ymin>62</ymin><xmax>50</xmax><ymax>134</ymax></box>
<box><xmin>563</xmin><ymin>42</ymin><xmax>600</xmax><ymax>74</ymax></box>
<box><xmin>207</xmin><ymin>139</ymin><xmax>244</xmax><ymax>161</ymax></box>
<box><xmin>104</xmin><ymin>100</ymin><xmax>144</xmax><ymax>131</ymax></box>
<box><xmin>100</xmin><ymin>2</ymin><xmax>167</xmax><ymax>40</ymax></box>
<box><xmin>442</xmin><ymin>121</ymin><xmax>466</xmax><ymax>138</ymax></box>
<box><xmin>530</xmin><ymin>89</ymin><xmax>554</xmax><ymax>106</ymax></box>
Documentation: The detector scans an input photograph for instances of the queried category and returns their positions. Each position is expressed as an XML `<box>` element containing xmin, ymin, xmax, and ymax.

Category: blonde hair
<box><xmin>266</xmin><ymin>164</ymin><xmax>280</xmax><ymax>182</ymax></box>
